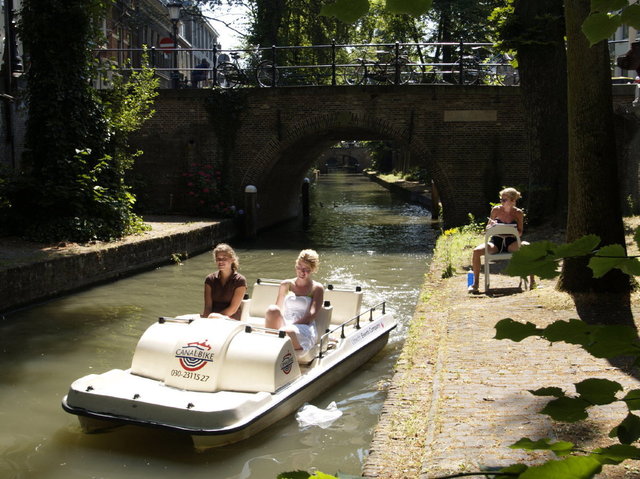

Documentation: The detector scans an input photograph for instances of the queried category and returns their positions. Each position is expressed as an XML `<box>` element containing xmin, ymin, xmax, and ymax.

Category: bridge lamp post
<box><xmin>167</xmin><ymin>2</ymin><xmax>182</xmax><ymax>89</ymax></box>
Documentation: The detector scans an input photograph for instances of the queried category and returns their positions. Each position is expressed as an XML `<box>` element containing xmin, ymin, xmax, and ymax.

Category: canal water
<box><xmin>0</xmin><ymin>172</ymin><xmax>437</xmax><ymax>479</ymax></box>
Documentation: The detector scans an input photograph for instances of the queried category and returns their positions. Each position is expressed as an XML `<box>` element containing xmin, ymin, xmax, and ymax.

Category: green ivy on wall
<box><xmin>11</xmin><ymin>0</ymin><xmax>156</xmax><ymax>242</ymax></box>
<box><xmin>204</xmin><ymin>89</ymin><xmax>249</xmax><ymax>206</ymax></box>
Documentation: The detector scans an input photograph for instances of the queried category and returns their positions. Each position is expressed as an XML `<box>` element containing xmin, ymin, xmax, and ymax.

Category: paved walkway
<box><xmin>363</xmin><ymin>267</ymin><xmax>640</xmax><ymax>478</ymax></box>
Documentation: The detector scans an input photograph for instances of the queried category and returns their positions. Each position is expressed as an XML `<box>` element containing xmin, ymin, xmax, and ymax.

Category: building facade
<box><xmin>97</xmin><ymin>0</ymin><xmax>219</xmax><ymax>88</ymax></box>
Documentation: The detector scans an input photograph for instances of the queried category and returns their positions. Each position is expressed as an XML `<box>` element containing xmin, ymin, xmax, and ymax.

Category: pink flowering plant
<box><xmin>182</xmin><ymin>163</ymin><xmax>234</xmax><ymax>217</ymax></box>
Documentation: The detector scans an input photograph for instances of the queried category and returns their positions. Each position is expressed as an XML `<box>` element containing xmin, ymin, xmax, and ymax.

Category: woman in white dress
<box><xmin>265</xmin><ymin>249</ymin><xmax>324</xmax><ymax>351</ymax></box>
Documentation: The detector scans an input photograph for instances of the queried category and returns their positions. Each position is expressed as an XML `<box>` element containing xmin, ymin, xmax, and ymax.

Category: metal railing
<box><xmin>92</xmin><ymin>41</ymin><xmax>522</xmax><ymax>89</ymax></box>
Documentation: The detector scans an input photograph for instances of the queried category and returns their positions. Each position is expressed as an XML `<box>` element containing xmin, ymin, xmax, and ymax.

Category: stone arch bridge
<box><xmin>130</xmin><ymin>85</ymin><xmax>635</xmax><ymax>228</ymax></box>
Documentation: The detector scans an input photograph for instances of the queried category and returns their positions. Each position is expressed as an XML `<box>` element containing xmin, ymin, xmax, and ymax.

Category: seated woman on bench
<box><xmin>265</xmin><ymin>249</ymin><xmax>324</xmax><ymax>350</ymax></box>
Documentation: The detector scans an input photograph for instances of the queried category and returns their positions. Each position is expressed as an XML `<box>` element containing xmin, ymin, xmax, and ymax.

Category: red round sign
<box><xmin>159</xmin><ymin>37</ymin><xmax>175</xmax><ymax>52</ymax></box>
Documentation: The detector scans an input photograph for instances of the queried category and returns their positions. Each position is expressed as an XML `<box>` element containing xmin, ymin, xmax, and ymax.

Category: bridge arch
<box><xmin>242</xmin><ymin>110</ymin><xmax>453</xmax><ymax>228</ymax></box>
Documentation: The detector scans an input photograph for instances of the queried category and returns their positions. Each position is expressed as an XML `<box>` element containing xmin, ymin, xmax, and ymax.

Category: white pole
<box><xmin>631</xmin><ymin>0</ymin><xmax>638</xmax><ymax>48</ymax></box>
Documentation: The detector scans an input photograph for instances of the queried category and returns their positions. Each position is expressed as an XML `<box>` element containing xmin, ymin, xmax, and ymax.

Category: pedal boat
<box><xmin>62</xmin><ymin>283</ymin><xmax>396</xmax><ymax>449</ymax></box>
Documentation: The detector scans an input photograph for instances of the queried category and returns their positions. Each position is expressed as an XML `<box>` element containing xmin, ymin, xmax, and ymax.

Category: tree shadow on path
<box><xmin>572</xmin><ymin>291</ymin><xmax>640</xmax><ymax>379</ymax></box>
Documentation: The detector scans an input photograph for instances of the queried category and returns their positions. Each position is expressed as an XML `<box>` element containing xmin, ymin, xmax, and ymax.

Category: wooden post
<box><xmin>302</xmin><ymin>178</ymin><xmax>310</xmax><ymax>218</ymax></box>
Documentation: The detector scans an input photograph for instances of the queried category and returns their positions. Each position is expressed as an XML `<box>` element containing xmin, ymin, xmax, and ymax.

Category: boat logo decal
<box><xmin>349</xmin><ymin>322</ymin><xmax>383</xmax><ymax>346</ymax></box>
<box><xmin>175</xmin><ymin>340</ymin><xmax>214</xmax><ymax>371</ymax></box>
<box><xmin>280</xmin><ymin>352</ymin><xmax>294</xmax><ymax>374</ymax></box>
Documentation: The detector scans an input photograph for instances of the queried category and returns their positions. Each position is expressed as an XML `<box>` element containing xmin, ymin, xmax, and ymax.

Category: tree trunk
<box><xmin>559</xmin><ymin>0</ymin><xmax>630</xmax><ymax>293</ymax></box>
<box><xmin>514</xmin><ymin>0</ymin><xmax>568</xmax><ymax>227</ymax></box>
<box><xmin>252</xmin><ymin>0</ymin><xmax>285</xmax><ymax>48</ymax></box>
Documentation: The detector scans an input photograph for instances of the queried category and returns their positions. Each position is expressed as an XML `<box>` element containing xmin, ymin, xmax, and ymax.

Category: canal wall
<box><xmin>364</xmin><ymin>171</ymin><xmax>434</xmax><ymax>211</ymax></box>
<box><xmin>0</xmin><ymin>218</ymin><xmax>238</xmax><ymax>314</ymax></box>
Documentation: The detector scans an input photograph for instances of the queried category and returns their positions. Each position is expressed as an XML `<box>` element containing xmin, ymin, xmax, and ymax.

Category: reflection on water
<box><xmin>0</xmin><ymin>173</ymin><xmax>437</xmax><ymax>479</ymax></box>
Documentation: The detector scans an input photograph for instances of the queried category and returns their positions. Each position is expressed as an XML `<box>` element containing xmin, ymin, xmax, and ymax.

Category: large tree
<box><xmin>494</xmin><ymin>0</ymin><xmax>568</xmax><ymax>226</ymax></box>
<box><xmin>559</xmin><ymin>0</ymin><xmax>630</xmax><ymax>293</ymax></box>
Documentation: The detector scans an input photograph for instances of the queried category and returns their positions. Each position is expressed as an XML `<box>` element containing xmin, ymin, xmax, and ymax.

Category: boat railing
<box><xmin>318</xmin><ymin>300</ymin><xmax>387</xmax><ymax>359</ymax></box>
<box><xmin>255</xmin><ymin>278</ymin><xmax>282</xmax><ymax>285</ymax></box>
<box><xmin>158</xmin><ymin>316</ymin><xmax>196</xmax><ymax>324</ymax></box>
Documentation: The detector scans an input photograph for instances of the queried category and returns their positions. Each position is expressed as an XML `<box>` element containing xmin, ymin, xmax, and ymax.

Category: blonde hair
<box><xmin>213</xmin><ymin>243</ymin><xmax>239</xmax><ymax>272</ymax></box>
<box><xmin>500</xmin><ymin>187</ymin><xmax>521</xmax><ymax>202</ymax></box>
<box><xmin>297</xmin><ymin>249</ymin><xmax>319</xmax><ymax>273</ymax></box>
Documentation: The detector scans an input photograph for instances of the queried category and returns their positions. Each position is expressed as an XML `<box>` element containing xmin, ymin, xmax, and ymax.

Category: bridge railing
<box><xmin>91</xmin><ymin>41</ymin><xmax>521</xmax><ymax>89</ymax></box>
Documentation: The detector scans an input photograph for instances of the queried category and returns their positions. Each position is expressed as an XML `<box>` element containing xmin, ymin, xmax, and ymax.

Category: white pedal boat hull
<box><xmin>62</xmin><ymin>309</ymin><xmax>395</xmax><ymax>449</ymax></box>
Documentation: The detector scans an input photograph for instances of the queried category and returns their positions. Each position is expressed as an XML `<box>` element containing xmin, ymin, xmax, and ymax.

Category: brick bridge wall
<box><xmin>130</xmin><ymin>85</ymin><xmax>638</xmax><ymax>228</ymax></box>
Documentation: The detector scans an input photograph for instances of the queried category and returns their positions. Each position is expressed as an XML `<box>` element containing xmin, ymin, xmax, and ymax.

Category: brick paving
<box><xmin>363</xmin><ymin>272</ymin><xmax>640</xmax><ymax>478</ymax></box>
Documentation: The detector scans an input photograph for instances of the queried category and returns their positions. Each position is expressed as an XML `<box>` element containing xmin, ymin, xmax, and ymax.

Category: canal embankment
<box><xmin>0</xmin><ymin>216</ymin><xmax>238</xmax><ymax>314</ymax></box>
<box><xmin>363</xmin><ymin>170</ymin><xmax>435</xmax><ymax>212</ymax></box>
<box><xmin>362</xmin><ymin>218</ymin><xmax>640</xmax><ymax>479</ymax></box>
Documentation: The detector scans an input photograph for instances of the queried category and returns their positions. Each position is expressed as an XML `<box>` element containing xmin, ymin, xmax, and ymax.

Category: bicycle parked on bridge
<box><xmin>450</xmin><ymin>49</ymin><xmax>519</xmax><ymax>86</ymax></box>
<box><xmin>216</xmin><ymin>47</ymin><xmax>278</xmax><ymax>88</ymax></box>
<box><xmin>344</xmin><ymin>49</ymin><xmax>415</xmax><ymax>85</ymax></box>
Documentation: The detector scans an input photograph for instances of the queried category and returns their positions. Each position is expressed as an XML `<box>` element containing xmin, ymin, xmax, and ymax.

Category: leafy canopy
<box><xmin>320</xmin><ymin>0</ymin><xmax>432</xmax><ymax>23</ymax></box>
<box><xmin>583</xmin><ymin>0</ymin><xmax>640</xmax><ymax>45</ymax></box>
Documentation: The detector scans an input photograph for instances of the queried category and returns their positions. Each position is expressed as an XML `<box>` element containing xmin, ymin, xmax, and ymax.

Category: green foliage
<box><xmin>510</xmin><ymin>437</ymin><xmax>575</xmax><ymax>456</ymax></box>
<box><xmin>492</xmin><ymin>227</ymin><xmax>640</xmax><ymax>477</ymax></box>
<box><xmin>204</xmin><ymin>89</ymin><xmax>248</xmax><ymax>207</ymax></box>
<box><xmin>462</xmin><ymin>213</ymin><xmax>485</xmax><ymax>235</ymax></box>
<box><xmin>246</xmin><ymin>0</ymin><xmax>352</xmax><ymax>69</ymax></box>
<box><xmin>15</xmin><ymin>0</ymin><xmax>155</xmax><ymax>242</ymax></box>
<box><xmin>101</xmin><ymin>52</ymin><xmax>158</xmax><ymax>135</ymax></box>
<box><xmin>183</xmin><ymin>163</ymin><xmax>235</xmax><ymax>217</ymax></box>
<box><xmin>386</xmin><ymin>0</ymin><xmax>432</xmax><ymax>16</ymax></box>
<box><xmin>489</xmin><ymin>0</ymin><xmax>565</xmax><ymax>52</ymax></box>
<box><xmin>582</xmin><ymin>0</ymin><xmax>640</xmax><ymax>45</ymax></box>
<box><xmin>434</xmin><ymin>215</ymin><xmax>484</xmax><ymax>279</ymax></box>
<box><xmin>170</xmin><ymin>252</ymin><xmax>186</xmax><ymax>265</ymax></box>
<box><xmin>320</xmin><ymin>0</ymin><xmax>370</xmax><ymax>23</ymax></box>
<box><xmin>401</xmin><ymin>166</ymin><xmax>430</xmax><ymax>184</ymax></box>
<box><xmin>363</xmin><ymin>141</ymin><xmax>392</xmax><ymax>173</ymax></box>
<box><xmin>320</xmin><ymin>0</ymin><xmax>432</xmax><ymax>23</ymax></box>
<box><xmin>504</xmin><ymin>235</ymin><xmax>601</xmax><ymax>280</ymax></box>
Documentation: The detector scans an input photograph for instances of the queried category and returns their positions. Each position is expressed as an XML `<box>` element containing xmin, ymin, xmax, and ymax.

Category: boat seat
<box><xmin>239</xmin><ymin>279</ymin><xmax>333</xmax><ymax>363</ymax></box>
<box><xmin>239</xmin><ymin>279</ymin><xmax>281</xmax><ymax>327</ymax></box>
<box><xmin>324</xmin><ymin>285</ymin><xmax>363</xmax><ymax>325</ymax></box>
<box><xmin>294</xmin><ymin>303</ymin><xmax>332</xmax><ymax>364</ymax></box>
<box><xmin>295</xmin><ymin>285</ymin><xmax>363</xmax><ymax>365</ymax></box>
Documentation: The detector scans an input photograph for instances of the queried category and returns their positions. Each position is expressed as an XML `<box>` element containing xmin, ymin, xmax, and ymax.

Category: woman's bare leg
<box><xmin>265</xmin><ymin>305</ymin><xmax>284</xmax><ymax>329</ymax></box>
<box><xmin>471</xmin><ymin>242</ymin><xmax>498</xmax><ymax>291</ymax></box>
<box><xmin>265</xmin><ymin>305</ymin><xmax>302</xmax><ymax>349</ymax></box>
<box><xmin>471</xmin><ymin>244</ymin><xmax>484</xmax><ymax>289</ymax></box>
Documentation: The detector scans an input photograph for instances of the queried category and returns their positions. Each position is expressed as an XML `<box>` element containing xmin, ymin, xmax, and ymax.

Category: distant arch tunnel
<box><xmin>131</xmin><ymin>85</ymin><xmax>530</xmax><ymax>228</ymax></box>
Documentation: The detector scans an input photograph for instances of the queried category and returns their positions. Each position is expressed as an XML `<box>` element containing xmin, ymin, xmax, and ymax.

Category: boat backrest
<box><xmin>314</xmin><ymin>300</ymin><xmax>333</xmax><ymax>336</ymax></box>
<box><xmin>324</xmin><ymin>285</ymin><xmax>363</xmax><ymax>325</ymax></box>
<box><xmin>240</xmin><ymin>280</ymin><xmax>281</xmax><ymax>325</ymax></box>
<box><xmin>240</xmin><ymin>280</ymin><xmax>334</xmax><ymax>361</ymax></box>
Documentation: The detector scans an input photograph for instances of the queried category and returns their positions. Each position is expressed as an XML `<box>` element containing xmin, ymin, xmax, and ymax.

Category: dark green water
<box><xmin>0</xmin><ymin>172</ymin><xmax>437</xmax><ymax>479</ymax></box>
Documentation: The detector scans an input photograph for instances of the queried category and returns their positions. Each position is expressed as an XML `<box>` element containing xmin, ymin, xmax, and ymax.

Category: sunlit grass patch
<box><xmin>432</xmin><ymin>215</ymin><xmax>484</xmax><ymax>279</ymax></box>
